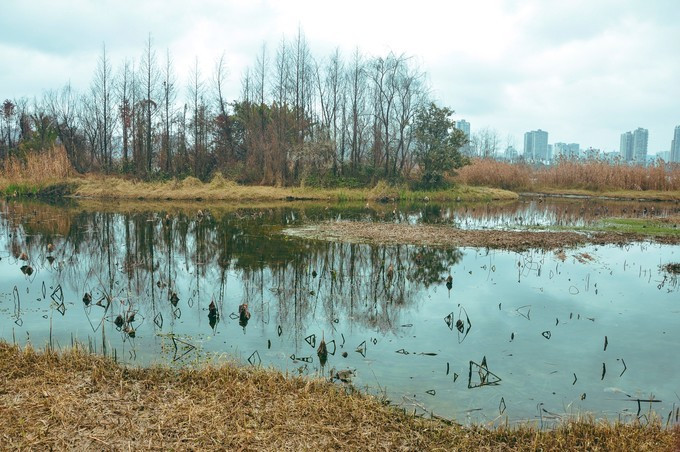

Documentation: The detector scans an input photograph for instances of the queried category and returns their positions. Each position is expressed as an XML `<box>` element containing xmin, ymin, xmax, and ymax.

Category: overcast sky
<box><xmin>1</xmin><ymin>0</ymin><xmax>679</xmax><ymax>153</ymax></box>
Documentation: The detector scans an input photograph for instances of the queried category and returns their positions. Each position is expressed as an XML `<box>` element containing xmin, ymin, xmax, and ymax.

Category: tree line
<box><xmin>1</xmin><ymin>31</ymin><xmax>467</xmax><ymax>188</ymax></box>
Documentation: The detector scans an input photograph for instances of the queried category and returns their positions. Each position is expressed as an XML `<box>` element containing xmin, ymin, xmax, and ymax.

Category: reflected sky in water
<box><xmin>0</xmin><ymin>199</ymin><xmax>678</xmax><ymax>425</ymax></box>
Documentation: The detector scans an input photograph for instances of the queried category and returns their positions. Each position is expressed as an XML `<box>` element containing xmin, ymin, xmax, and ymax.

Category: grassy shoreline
<box><xmin>0</xmin><ymin>175</ymin><xmax>518</xmax><ymax>203</ymax></box>
<box><xmin>3</xmin><ymin>174</ymin><xmax>680</xmax><ymax>203</ymax></box>
<box><xmin>1</xmin><ymin>343</ymin><xmax>677</xmax><ymax>450</ymax></box>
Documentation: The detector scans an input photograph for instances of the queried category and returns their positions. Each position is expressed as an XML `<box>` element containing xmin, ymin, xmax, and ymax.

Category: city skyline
<box><xmin>459</xmin><ymin>118</ymin><xmax>678</xmax><ymax>160</ymax></box>
<box><xmin>1</xmin><ymin>1</ymin><xmax>678</xmax><ymax>154</ymax></box>
<box><xmin>458</xmin><ymin>118</ymin><xmax>680</xmax><ymax>163</ymax></box>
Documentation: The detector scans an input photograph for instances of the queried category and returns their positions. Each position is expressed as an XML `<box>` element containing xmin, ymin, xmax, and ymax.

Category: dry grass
<box><xmin>71</xmin><ymin>174</ymin><xmax>517</xmax><ymax>203</ymax></box>
<box><xmin>457</xmin><ymin>159</ymin><xmax>680</xmax><ymax>198</ymax></box>
<box><xmin>456</xmin><ymin>159</ymin><xmax>533</xmax><ymax>191</ymax></box>
<box><xmin>73</xmin><ymin>173</ymin><xmax>297</xmax><ymax>201</ymax></box>
<box><xmin>1</xmin><ymin>343</ymin><xmax>677</xmax><ymax>451</ymax></box>
<box><xmin>0</xmin><ymin>145</ymin><xmax>73</xmax><ymax>182</ymax></box>
<box><xmin>285</xmin><ymin>221</ymin><xmax>680</xmax><ymax>251</ymax></box>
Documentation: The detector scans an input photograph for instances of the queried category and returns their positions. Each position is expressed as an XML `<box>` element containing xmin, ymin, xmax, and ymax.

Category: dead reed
<box><xmin>0</xmin><ymin>145</ymin><xmax>73</xmax><ymax>182</ymax></box>
<box><xmin>457</xmin><ymin>159</ymin><xmax>680</xmax><ymax>193</ymax></box>
<box><xmin>73</xmin><ymin>174</ymin><xmax>517</xmax><ymax>202</ymax></box>
<box><xmin>0</xmin><ymin>343</ymin><xmax>677</xmax><ymax>451</ymax></box>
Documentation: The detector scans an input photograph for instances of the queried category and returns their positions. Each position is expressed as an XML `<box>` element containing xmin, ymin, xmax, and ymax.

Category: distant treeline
<box><xmin>0</xmin><ymin>31</ymin><xmax>467</xmax><ymax>188</ymax></box>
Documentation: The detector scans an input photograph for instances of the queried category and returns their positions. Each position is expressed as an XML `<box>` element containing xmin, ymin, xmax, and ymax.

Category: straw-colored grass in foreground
<box><xmin>0</xmin><ymin>343</ymin><xmax>677</xmax><ymax>451</ymax></box>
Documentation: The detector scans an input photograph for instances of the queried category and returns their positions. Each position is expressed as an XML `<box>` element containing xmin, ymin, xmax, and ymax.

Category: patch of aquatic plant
<box><xmin>662</xmin><ymin>263</ymin><xmax>680</xmax><ymax>274</ymax></box>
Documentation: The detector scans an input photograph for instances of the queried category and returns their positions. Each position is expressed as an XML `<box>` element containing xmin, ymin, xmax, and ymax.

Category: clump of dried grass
<box><xmin>457</xmin><ymin>159</ymin><xmax>680</xmax><ymax>193</ymax></box>
<box><xmin>1</xmin><ymin>343</ymin><xmax>677</xmax><ymax>451</ymax></box>
<box><xmin>456</xmin><ymin>159</ymin><xmax>532</xmax><ymax>191</ymax></box>
<box><xmin>0</xmin><ymin>145</ymin><xmax>73</xmax><ymax>182</ymax></box>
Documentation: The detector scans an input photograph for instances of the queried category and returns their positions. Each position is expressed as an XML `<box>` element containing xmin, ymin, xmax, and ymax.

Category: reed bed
<box><xmin>0</xmin><ymin>343</ymin><xmax>677</xmax><ymax>451</ymax></box>
<box><xmin>0</xmin><ymin>145</ymin><xmax>73</xmax><ymax>182</ymax></box>
<box><xmin>457</xmin><ymin>159</ymin><xmax>680</xmax><ymax>194</ymax></box>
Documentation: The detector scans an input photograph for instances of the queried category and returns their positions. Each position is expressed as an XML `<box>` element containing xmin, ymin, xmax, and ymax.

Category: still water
<box><xmin>1</xmin><ymin>199</ymin><xmax>678</xmax><ymax>425</ymax></box>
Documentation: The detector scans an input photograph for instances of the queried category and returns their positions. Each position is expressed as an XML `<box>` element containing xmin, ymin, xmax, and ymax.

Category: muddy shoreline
<box><xmin>284</xmin><ymin>221</ymin><xmax>680</xmax><ymax>251</ymax></box>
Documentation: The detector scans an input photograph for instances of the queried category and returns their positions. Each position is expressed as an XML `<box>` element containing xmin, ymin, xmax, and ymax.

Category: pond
<box><xmin>0</xmin><ymin>198</ymin><xmax>678</xmax><ymax>426</ymax></box>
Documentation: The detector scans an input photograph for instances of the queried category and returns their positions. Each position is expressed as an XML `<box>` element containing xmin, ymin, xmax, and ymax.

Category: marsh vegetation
<box><xmin>1</xmin><ymin>198</ymin><xmax>679</xmax><ymax>432</ymax></box>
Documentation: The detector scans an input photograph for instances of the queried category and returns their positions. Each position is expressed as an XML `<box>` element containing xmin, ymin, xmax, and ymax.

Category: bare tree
<box><xmin>314</xmin><ymin>48</ymin><xmax>343</xmax><ymax>174</ymax></box>
<box><xmin>371</xmin><ymin>54</ymin><xmax>402</xmax><ymax>177</ymax></box>
<box><xmin>139</xmin><ymin>34</ymin><xmax>159</xmax><ymax>175</ymax></box>
<box><xmin>471</xmin><ymin>127</ymin><xmax>500</xmax><ymax>158</ymax></box>
<box><xmin>394</xmin><ymin>58</ymin><xmax>425</xmax><ymax>175</ymax></box>
<box><xmin>347</xmin><ymin>48</ymin><xmax>368</xmax><ymax>173</ymax></box>
<box><xmin>272</xmin><ymin>37</ymin><xmax>290</xmax><ymax>108</ymax></box>
<box><xmin>254</xmin><ymin>44</ymin><xmax>268</xmax><ymax>106</ymax></box>
<box><xmin>46</xmin><ymin>83</ymin><xmax>84</xmax><ymax>171</ymax></box>
<box><xmin>117</xmin><ymin>60</ymin><xmax>133</xmax><ymax>167</ymax></box>
<box><xmin>91</xmin><ymin>43</ymin><xmax>116</xmax><ymax>170</ymax></box>
<box><xmin>213</xmin><ymin>53</ymin><xmax>233</xmax><ymax>167</ymax></box>
<box><xmin>161</xmin><ymin>49</ymin><xmax>176</xmax><ymax>173</ymax></box>
<box><xmin>293</xmin><ymin>28</ymin><xmax>312</xmax><ymax>144</ymax></box>
<box><xmin>188</xmin><ymin>57</ymin><xmax>207</xmax><ymax>178</ymax></box>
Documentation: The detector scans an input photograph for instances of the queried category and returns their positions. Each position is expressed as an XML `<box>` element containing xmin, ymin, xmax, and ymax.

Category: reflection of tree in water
<box><xmin>1</xmin><ymin>201</ymin><xmax>463</xmax><ymax>338</ymax></box>
<box><xmin>409</xmin><ymin>247</ymin><xmax>463</xmax><ymax>287</ymax></box>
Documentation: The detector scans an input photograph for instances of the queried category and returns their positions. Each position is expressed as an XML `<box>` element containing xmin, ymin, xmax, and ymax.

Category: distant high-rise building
<box><xmin>632</xmin><ymin>128</ymin><xmax>648</xmax><ymax>163</ymax></box>
<box><xmin>523</xmin><ymin>129</ymin><xmax>548</xmax><ymax>161</ymax></box>
<box><xmin>455</xmin><ymin>119</ymin><xmax>470</xmax><ymax>137</ymax></box>
<box><xmin>523</xmin><ymin>132</ymin><xmax>532</xmax><ymax>159</ymax></box>
<box><xmin>656</xmin><ymin>151</ymin><xmax>671</xmax><ymax>162</ymax></box>
<box><xmin>568</xmin><ymin>143</ymin><xmax>580</xmax><ymax>159</ymax></box>
<box><xmin>620</xmin><ymin>131</ymin><xmax>633</xmax><ymax>162</ymax></box>
<box><xmin>554</xmin><ymin>142</ymin><xmax>580</xmax><ymax>159</ymax></box>
<box><xmin>553</xmin><ymin>142</ymin><xmax>567</xmax><ymax>159</ymax></box>
<box><xmin>455</xmin><ymin>119</ymin><xmax>472</xmax><ymax>156</ymax></box>
<box><xmin>671</xmin><ymin>125</ymin><xmax>680</xmax><ymax>163</ymax></box>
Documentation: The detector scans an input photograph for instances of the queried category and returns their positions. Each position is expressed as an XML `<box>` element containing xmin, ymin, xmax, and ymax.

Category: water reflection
<box><xmin>0</xmin><ymin>199</ymin><xmax>678</xmax><ymax>425</ymax></box>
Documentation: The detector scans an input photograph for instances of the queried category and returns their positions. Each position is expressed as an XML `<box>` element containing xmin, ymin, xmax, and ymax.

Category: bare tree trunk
<box><xmin>162</xmin><ymin>49</ymin><xmax>175</xmax><ymax>174</ymax></box>
<box><xmin>141</xmin><ymin>34</ymin><xmax>158</xmax><ymax>176</ymax></box>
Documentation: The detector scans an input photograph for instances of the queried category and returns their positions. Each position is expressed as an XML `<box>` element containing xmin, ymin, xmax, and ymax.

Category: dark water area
<box><xmin>1</xmin><ymin>198</ymin><xmax>679</xmax><ymax>425</ymax></box>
